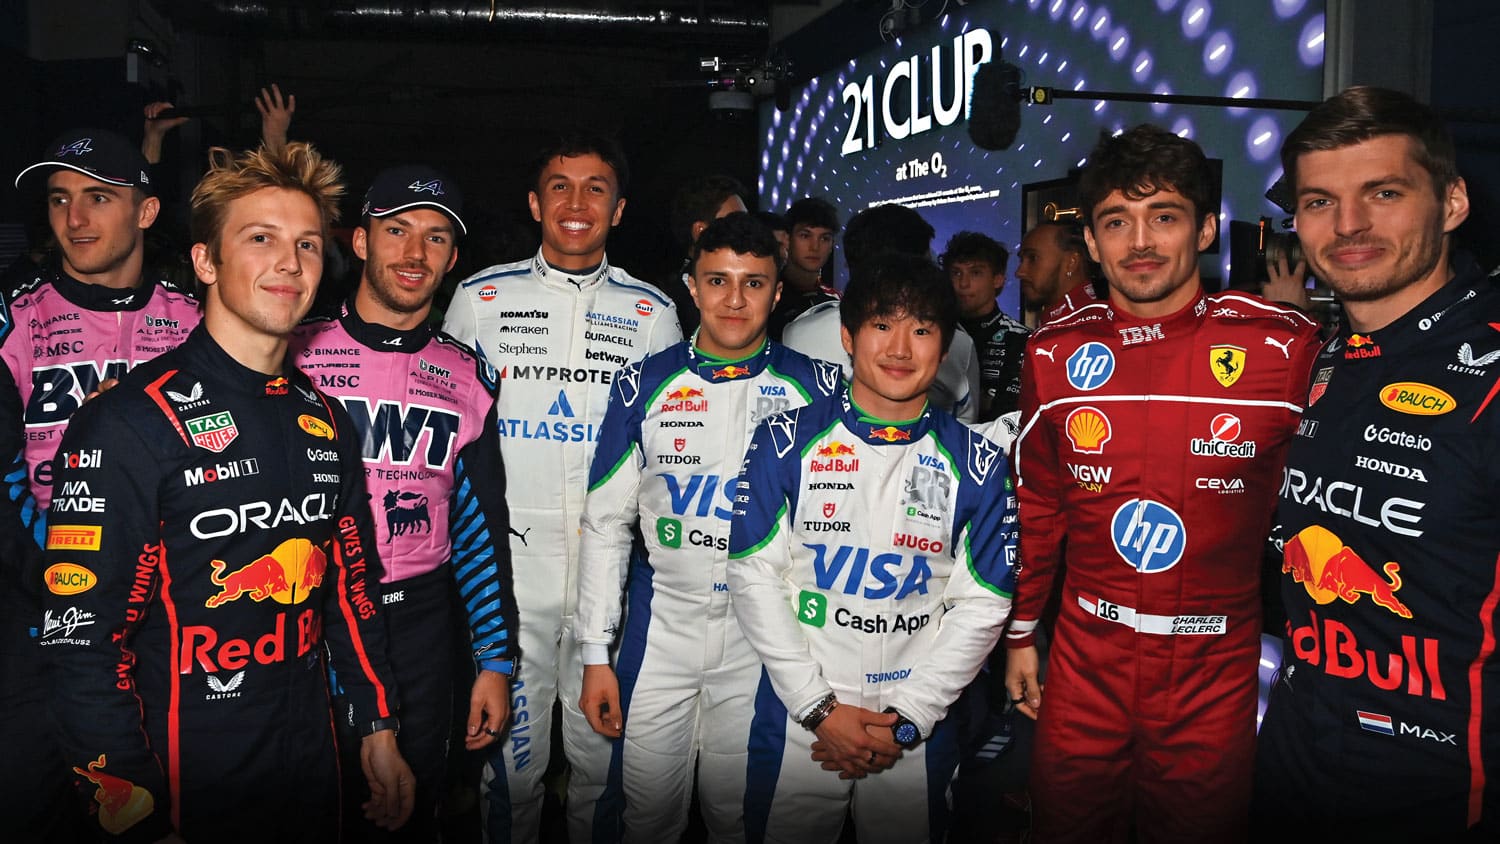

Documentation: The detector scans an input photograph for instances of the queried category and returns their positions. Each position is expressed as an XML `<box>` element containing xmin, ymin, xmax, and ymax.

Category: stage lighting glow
<box><xmin>1299</xmin><ymin>15</ymin><xmax>1325</xmax><ymax>66</ymax></box>
<box><xmin>1070</xmin><ymin>2</ymin><xmax>1090</xmax><ymax>28</ymax></box>
<box><xmin>1182</xmin><ymin>0</ymin><xmax>1210</xmax><ymax>39</ymax></box>
<box><xmin>1091</xmin><ymin>8</ymin><xmax>1111</xmax><ymax>39</ymax></box>
<box><xmin>1246</xmin><ymin>116</ymin><xmax>1280</xmax><ymax>162</ymax></box>
<box><xmin>1109</xmin><ymin>28</ymin><xmax>1130</xmax><ymax>60</ymax></box>
<box><xmin>1132</xmin><ymin>51</ymin><xmax>1153</xmax><ymax>81</ymax></box>
<box><xmin>1151</xmin><ymin>81</ymin><xmax>1172</xmax><ymax>115</ymax></box>
<box><xmin>1274</xmin><ymin>0</ymin><xmax>1305</xmax><ymax>18</ymax></box>
<box><xmin>1204</xmin><ymin>31</ymin><xmax>1233</xmax><ymax>74</ymax></box>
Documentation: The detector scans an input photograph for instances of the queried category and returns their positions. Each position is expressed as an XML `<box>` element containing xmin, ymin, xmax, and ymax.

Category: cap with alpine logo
<box><xmin>15</xmin><ymin>129</ymin><xmax>154</xmax><ymax>194</ymax></box>
<box><xmin>361</xmin><ymin>164</ymin><xmax>466</xmax><ymax>235</ymax></box>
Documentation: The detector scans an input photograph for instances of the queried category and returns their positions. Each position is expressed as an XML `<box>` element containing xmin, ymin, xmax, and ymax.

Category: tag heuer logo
<box><xmin>185</xmin><ymin>412</ymin><xmax>239</xmax><ymax>453</ymax></box>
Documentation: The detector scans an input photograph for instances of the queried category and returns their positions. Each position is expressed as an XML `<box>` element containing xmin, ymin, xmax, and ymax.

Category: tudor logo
<box><xmin>1380</xmin><ymin>382</ymin><xmax>1454</xmax><ymax>416</ymax></box>
<box><xmin>823</xmin><ymin>502</ymin><xmax>837</xmax><ymax>518</ymax></box>
<box><xmin>674</xmin><ymin>437</ymin><xmax>686</xmax><ymax>453</ymax></box>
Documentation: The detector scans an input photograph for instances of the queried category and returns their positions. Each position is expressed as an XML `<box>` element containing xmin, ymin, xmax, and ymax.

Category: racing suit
<box><xmin>291</xmin><ymin>301</ymin><xmax>516</xmax><ymax>839</ymax></box>
<box><xmin>1041</xmin><ymin>278</ymin><xmax>1105</xmax><ymax>324</ymax></box>
<box><xmin>41</xmin><ymin>325</ymin><xmax>397</xmax><ymax>843</ymax></box>
<box><xmin>576</xmin><ymin>339</ymin><xmax>842</xmax><ymax>842</ymax></box>
<box><xmin>728</xmin><ymin>392</ymin><xmax>1017</xmax><ymax>843</ymax></box>
<box><xmin>1254</xmin><ymin>261</ymin><xmax>1500</xmax><ymax>838</ymax></box>
<box><xmin>0</xmin><ymin>264</ymin><xmax>198</xmax><ymax>838</ymax></box>
<box><xmin>780</xmin><ymin>300</ymin><xmax>981</xmax><ymax>423</ymax></box>
<box><xmin>959</xmin><ymin>308</ymin><xmax>1029</xmax><ymax>422</ymax></box>
<box><xmin>1006</xmin><ymin>290</ymin><xmax>1318</xmax><ymax>842</ymax></box>
<box><xmin>443</xmin><ymin>250</ymin><xmax>681</xmax><ymax>843</ymax></box>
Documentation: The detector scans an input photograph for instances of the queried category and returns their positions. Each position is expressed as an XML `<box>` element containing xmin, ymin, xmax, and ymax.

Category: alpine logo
<box><xmin>408</xmin><ymin>179</ymin><xmax>444</xmax><ymax>195</ymax></box>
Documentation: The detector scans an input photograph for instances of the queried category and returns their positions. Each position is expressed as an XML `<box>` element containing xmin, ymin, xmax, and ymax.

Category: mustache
<box><xmin>1122</xmin><ymin>252</ymin><xmax>1167</xmax><ymax>263</ymax></box>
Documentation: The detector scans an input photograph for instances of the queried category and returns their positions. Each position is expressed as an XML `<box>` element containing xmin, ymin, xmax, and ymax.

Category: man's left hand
<box><xmin>464</xmin><ymin>669</ymin><xmax>511</xmax><ymax>751</ymax></box>
<box><xmin>360</xmin><ymin>729</ymin><xmax>415</xmax><ymax>830</ymax></box>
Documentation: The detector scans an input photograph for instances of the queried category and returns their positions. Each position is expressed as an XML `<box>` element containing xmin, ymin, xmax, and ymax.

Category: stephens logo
<box><xmin>1189</xmin><ymin>413</ymin><xmax>1257</xmax><ymax>458</ymax></box>
<box><xmin>203</xmin><ymin>537</ymin><xmax>328</xmax><ymax>608</ymax></box>
<box><xmin>1380</xmin><ymin>382</ymin><xmax>1454</xmax><ymax>416</ymax></box>
<box><xmin>867</xmin><ymin>426</ymin><xmax>910</xmax><ymax>443</ymax></box>
<box><xmin>185</xmin><ymin>412</ymin><xmax>239</xmax><ymax>453</ymax></box>
<box><xmin>1281</xmin><ymin>525</ymin><xmax>1412</xmax><ymax>618</ymax></box>
<box><xmin>1065</xmin><ymin>407</ymin><xmax>1111</xmax><ymax>454</ymax></box>
<box><xmin>297</xmin><ymin>414</ymin><xmax>335</xmax><ymax>439</ymax></box>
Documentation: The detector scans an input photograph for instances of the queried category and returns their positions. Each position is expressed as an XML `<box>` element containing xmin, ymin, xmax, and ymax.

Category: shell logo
<box><xmin>1065</xmin><ymin>406</ymin><xmax>1112</xmax><ymax>454</ymax></box>
<box><xmin>298</xmin><ymin>414</ymin><xmax>335</xmax><ymax>439</ymax></box>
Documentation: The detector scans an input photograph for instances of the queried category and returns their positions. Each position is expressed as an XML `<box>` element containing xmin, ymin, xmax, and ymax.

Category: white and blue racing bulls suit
<box><xmin>444</xmin><ymin>250</ymin><xmax>681</xmax><ymax>844</ymax></box>
<box><xmin>576</xmin><ymin>339</ymin><xmax>842</xmax><ymax>843</ymax></box>
<box><xmin>727</xmin><ymin>394</ymin><xmax>1018</xmax><ymax>844</ymax></box>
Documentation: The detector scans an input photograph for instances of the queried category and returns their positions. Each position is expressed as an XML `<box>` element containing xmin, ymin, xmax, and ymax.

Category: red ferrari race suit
<box><xmin>1254</xmin><ymin>260</ymin><xmax>1500</xmax><ymax>839</ymax></box>
<box><xmin>41</xmin><ymin>326</ymin><xmax>397</xmax><ymax>843</ymax></box>
<box><xmin>1007</xmin><ymin>290</ymin><xmax>1317</xmax><ymax>841</ymax></box>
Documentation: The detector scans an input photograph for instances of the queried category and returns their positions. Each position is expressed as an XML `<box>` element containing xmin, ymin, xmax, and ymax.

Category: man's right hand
<box><xmin>580</xmin><ymin>664</ymin><xmax>622</xmax><ymax>738</ymax></box>
<box><xmin>1004</xmin><ymin>645</ymin><xmax>1043</xmax><ymax>720</ymax></box>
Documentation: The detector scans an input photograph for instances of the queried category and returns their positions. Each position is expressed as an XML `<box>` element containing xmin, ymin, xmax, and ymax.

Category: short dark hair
<box><xmin>689</xmin><ymin>212</ymin><xmax>780</xmax><ymax>273</ymax></box>
<box><xmin>528</xmin><ymin>128</ymin><xmax>630</xmax><ymax>196</ymax></box>
<box><xmin>754</xmin><ymin>210</ymin><xmax>789</xmax><ymax>235</ymax></box>
<box><xmin>784</xmin><ymin>196</ymin><xmax>839</xmax><ymax>232</ymax></box>
<box><xmin>670</xmin><ymin>174</ymin><xmax>747</xmax><ymax>247</ymax></box>
<box><xmin>1282</xmin><ymin>85</ymin><xmax>1459</xmax><ymax>198</ymax></box>
<box><xmin>1078</xmin><ymin>124</ymin><xmax>1214</xmax><ymax>225</ymax></box>
<box><xmin>840</xmin><ymin>251</ymin><xmax>958</xmax><ymax>354</ymax></box>
<box><xmin>843</xmin><ymin>204</ymin><xmax>935</xmax><ymax>273</ymax></box>
<box><xmin>941</xmin><ymin>231</ymin><xmax>1010</xmax><ymax>274</ymax></box>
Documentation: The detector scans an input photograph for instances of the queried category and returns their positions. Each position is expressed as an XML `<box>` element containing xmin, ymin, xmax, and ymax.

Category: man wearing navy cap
<box><xmin>292</xmin><ymin>165</ymin><xmax>517</xmax><ymax>841</ymax></box>
<box><xmin>2</xmin><ymin>128</ymin><xmax>200</xmax><ymax>839</ymax></box>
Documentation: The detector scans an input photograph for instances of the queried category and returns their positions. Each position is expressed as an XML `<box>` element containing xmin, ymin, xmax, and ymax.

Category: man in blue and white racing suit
<box><xmin>728</xmin><ymin>252</ymin><xmax>1018</xmax><ymax>844</ymax></box>
<box><xmin>575</xmin><ymin>214</ymin><xmax>842</xmax><ymax>842</ymax></box>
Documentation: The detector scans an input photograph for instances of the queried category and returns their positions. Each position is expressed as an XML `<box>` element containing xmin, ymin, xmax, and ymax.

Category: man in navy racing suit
<box><xmin>41</xmin><ymin>142</ymin><xmax>413</xmax><ymax>842</ymax></box>
<box><xmin>1253</xmin><ymin>86</ymin><xmax>1500</xmax><ymax>839</ymax></box>
<box><xmin>292</xmin><ymin>165</ymin><xmax>516</xmax><ymax>841</ymax></box>
<box><xmin>575</xmin><ymin>213</ymin><xmax>842</xmax><ymax>842</ymax></box>
<box><xmin>729</xmin><ymin>252</ymin><xmax>1018</xmax><ymax>843</ymax></box>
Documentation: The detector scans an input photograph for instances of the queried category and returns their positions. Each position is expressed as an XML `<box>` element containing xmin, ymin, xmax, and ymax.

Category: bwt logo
<box><xmin>337</xmin><ymin>397</ymin><xmax>460</xmax><ymax>469</ymax></box>
<box><xmin>26</xmin><ymin>361</ymin><xmax>130</xmax><ymax>424</ymax></box>
<box><xmin>1110</xmin><ymin>498</ymin><xmax>1186</xmax><ymax>573</ymax></box>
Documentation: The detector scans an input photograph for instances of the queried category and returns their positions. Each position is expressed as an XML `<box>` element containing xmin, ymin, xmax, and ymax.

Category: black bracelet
<box><xmin>798</xmin><ymin>693</ymin><xmax>838</xmax><ymax>733</ymax></box>
<box><xmin>359</xmin><ymin>716</ymin><xmax>401</xmax><ymax>737</ymax></box>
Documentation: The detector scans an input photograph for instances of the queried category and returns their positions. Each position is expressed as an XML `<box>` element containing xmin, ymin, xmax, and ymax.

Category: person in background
<box><xmin>663</xmin><ymin>173</ymin><xmax>749</xmax><ymax>335</ymax></box>
<box><xmin>1015</xmin><ymin>220</ymin><xmax>1099</xmax><ymax>323</ymax></box>
<box><xmin>942</xmin><ymin>230</ymin><xmax>1028</xmax><ymax>422</ymax></box>
<box><xmin>768</xmin><ymin>196</ymin><xmax>840</xmax><ymax>340</ymax></box>
<box><xmin>443</xmin><ymin>129</ymin><xmax>681</xmax><ymax>844</ymax></box>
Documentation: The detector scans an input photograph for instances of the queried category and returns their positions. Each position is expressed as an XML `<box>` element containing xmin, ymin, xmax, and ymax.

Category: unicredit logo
<box><xmin>1189</xmin><ymin>413</ymin><xmax>1256</xmax><ymax>458</ymax></box>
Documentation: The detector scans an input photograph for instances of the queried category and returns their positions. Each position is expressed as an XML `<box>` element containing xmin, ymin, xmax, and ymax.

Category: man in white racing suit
<box><xmin>442</xmin><ymin>130</ymin><xmax>681</xmax><ymax>843</ymax></box>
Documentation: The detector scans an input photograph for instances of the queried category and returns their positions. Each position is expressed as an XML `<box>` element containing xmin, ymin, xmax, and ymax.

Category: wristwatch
<box><xmin>884</xmin><ymin>708</ymin><xmax>922</xmax><ymax>749</ymax></box>
<box><xmin>359</xmin><ymin>716</ymin><xmax>401</xmax><ymax>737</ymax></box>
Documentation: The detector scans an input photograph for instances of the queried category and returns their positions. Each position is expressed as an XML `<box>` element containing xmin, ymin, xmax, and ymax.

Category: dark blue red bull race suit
<box><xmin>41</xmin><ymin>326</ymin><xmax>398</xmax><ymax>843</ymax></box>
<box><xmin>1256</xmin><ymin>258</ymin><xmax>1500</xmax><ymax>839</ymax></box>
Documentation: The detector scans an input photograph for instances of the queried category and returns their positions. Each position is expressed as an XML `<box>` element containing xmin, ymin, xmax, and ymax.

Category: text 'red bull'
<box><xmin>180</xmin><ymin>608</ymin><xmax>322</xmax><ymax>674</ymax></box>
<box><xmin>1288</xmin><ymin>610</ymin><xmax>1445</xmax><ymax>700</ymax></box>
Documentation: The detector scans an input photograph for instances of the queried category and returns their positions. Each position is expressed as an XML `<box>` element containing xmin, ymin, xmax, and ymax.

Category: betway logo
<box><xmin>806</xmin><ymin>543</ymin><xmax>932</xmax><ymax>600</ymax></box>
<box><xmin>1279</xmin><ymin>468</ymin><xmax>1425</xmax><ymax>538</ymax></box>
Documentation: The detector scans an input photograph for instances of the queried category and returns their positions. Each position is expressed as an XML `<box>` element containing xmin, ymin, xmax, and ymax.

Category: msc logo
<box><xmin>337</xmin><ymin>398</ymin><xmax>461</xmax><ymax>468</ymax></box>
<box><xmin>1110</xmin><ymin>499</ymin><xmax>1186</xmax><ymax>573</ymax></box>
<box><xmin>1065</xmin><ymin>343</ymin><xmax>1114</xmax><ymax>391</ymax></box>
<box><xmin>1380</xmin><ymin>382</ymin><xmax>1454</xmax><ymax>416</ymax></box>
<box><xmin>807</xmin><ymin>543</ymin><xmax>932</xmax><ymax>600</ymax></box>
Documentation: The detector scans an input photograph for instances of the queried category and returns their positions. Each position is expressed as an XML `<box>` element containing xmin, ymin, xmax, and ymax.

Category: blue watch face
<box><xmin>895</xmin><ymin>721</ymin><xmax>918</xmax><ymax>745</ymax></box>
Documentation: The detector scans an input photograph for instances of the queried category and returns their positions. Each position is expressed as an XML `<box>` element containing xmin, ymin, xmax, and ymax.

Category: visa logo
<box><xmin>662</xmin><ymin>473</ymin><xmax>735</xmax><ymax>520</ymax></box>
<box><xmin>759</xmin><ymin>385</ymin><xmax>787</xmax><ymax>396</ymax></box>
<box><xmin>916</xmin><ymin>453</ymin><xmax>947</xmax><ymax>472</ymax></box>
<box><xmin>807</xmin><ymin>543</ymin><xmax>932</xmax><ymax>600</ymax></box>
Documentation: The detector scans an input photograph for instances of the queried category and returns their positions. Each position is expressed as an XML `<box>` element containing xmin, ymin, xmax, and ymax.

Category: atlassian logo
<box><xmin>1110</xmin><ymin>499</ymin><xmax>1186</xmax><ymax>573</ymax></box>
<box><xmin>806</xmin><ymin>543</ymin><xmax>932</xmax><ymax>600</ymax></box>
<box><xmin>1065</xmin><ymin>342</ymin><xmax>1114</xmax><ymax>391</ymax></box>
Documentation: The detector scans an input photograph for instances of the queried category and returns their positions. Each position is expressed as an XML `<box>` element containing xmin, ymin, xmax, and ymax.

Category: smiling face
<box><xmin>353</xmin><ymin>208</ymin><xmax>458</xmax><ymax>329</ymax></box>
<box><xmin>528</xmin><ymin>152</ymin><xmax>625</xmax><ymax>271</ymax></box>
<box><xmin>46</xmin><ymin>169</ymin><xmax>158</xmax><ymax>289</ymax></box>
<box><xmin>840</xmin><ymin>311</ymin><xmax>944</xmax><ymax>420</ymax></box>
<box><xmin>192</xmin><ymin>187</ymin><xmax>324</xmax><ymax>361</ymax></box>
<box><xmin>1292</xmin><ymin>134</ymin><xmax>1469</xmax><ymax>330</ymax></box>
<box><xmin>1084</xmin><ymin>185</ymin><xmax>1216</xmax><ymax>319</ymax></box>
<box><xmin>689</xmin><ymin>247</ymin><xmax>780</xmax><ymax>359</ymax></box>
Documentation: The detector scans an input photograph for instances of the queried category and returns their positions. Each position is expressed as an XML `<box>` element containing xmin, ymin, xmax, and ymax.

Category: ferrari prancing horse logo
<box><xmin>1210</xmin><ymin>345</ymin><xmax>1245</xmax><ymax>388</ymax></box>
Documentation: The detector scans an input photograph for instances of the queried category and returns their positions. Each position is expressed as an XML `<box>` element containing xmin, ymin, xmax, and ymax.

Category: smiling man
<box><xmin>729</xmin><ymin>251</ymin><xmax>1017</xmax><ymax>843</ymax></box>
<box><xmin>575</xmin><ymin>213</ymin><xmax>841</xmax><ymax>842</ymax></box>
<box><xmin>443</xmin><ymin>130</ymin><xmax>681</xmax><ymax>844</ymax></box>
<box><xmin>1004</xmin><ymin>124</ymin><xmax>1319</xmax><ymax>842</ymax></box>
<box><xmin>42</xmin><ymin>142</ymin><xmax>412</xmax><ymax>842</ymax></box>
<box><xmin>292</xmin><ymin>166</ymin><xmax>516</xmax><ymax>842</ymax></box>
<box><xmin>1</xmin><ymin>128</ymin><xmax>201</xmax><ymax>839</ymax></box>
<box><xmin>1252</xmin><ymin>87</ymin><xmax>1497</xmax><ymax>839</ymax></box>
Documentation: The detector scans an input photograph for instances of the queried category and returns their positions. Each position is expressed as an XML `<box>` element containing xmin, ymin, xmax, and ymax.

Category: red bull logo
<box><xmin>1289</xmin><ymin>609</ymin><xmax>1444</xmax><ymax>700</ymax></box>
<box><xmin>1345</xmin><ymin>334</ymin><xmax>1382</xmax><ymax>359</ymax></box>
<box><xmin>661</xmin><ymin>386</ymin><xmax>708</xmax><ymax>413</ymax></box>
<box><xmin>182</xmin><ymin>607</ymin><xmax>321</xmax><ymax>675</ymax></box>
<box><xmin>812</xmin><ymin>442</ymin><xmax>858</xmax><ymax>472</ymax></box>
<box><xmin>204</xmin><ymin>537</ymin><xmax>328</xmax><ymax>608</ymax></box>
<box><xmin>1282</xmin><ymin>525</ymin><xmax>1412</xmax><ymax>618</ymax></box>
<box><xmin>867</xmin><ymin>425</ymin><xmax>910</xmax><ymax>443</ymax></box>
<box><xmin>264</xmin><ymin>376</ymin><xmax>289</xmax><ymax>396</ymax></box>
<box><xmin>712</xmin><ymin>365</ymin><xmax>752</xmax><ymax>379</ymax></box>
<box><xmin>73</xmin><ymin>754</ymin><xmax>153</xmax><ymax>834</ymax></box>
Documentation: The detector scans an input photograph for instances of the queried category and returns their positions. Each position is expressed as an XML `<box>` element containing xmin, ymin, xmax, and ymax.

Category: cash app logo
<box><xmin>797</xmin><ymin>590</ymin><xmax>826</xmax><ymax>627</ymax></box>
<box><xmin>656</xmin><ymin>517</ymin><xmax>682</xmax><ymax>549</ymax></box>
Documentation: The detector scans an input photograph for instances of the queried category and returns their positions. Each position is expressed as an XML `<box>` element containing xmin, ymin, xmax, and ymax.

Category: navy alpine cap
<box><xmin>15</xmin><ymin>129</ymin><xmax>154</xmax><ymax>194</ymax></box>
<box><xmin>361</xmin><ymin>164</ymin><xmax>466</xmax><ymax>235</ymax></box>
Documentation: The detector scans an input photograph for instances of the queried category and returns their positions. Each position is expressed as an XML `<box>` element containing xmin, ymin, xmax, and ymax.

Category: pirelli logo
<box><xmin>46</xmin><ymin>525</ymin><xmax>102</xmax><ymax>551</ymax></box>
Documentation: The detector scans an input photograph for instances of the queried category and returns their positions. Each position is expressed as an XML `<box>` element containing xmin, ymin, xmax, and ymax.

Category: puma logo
<box><xmin>1033</xmin><ymin>344</ymin><xmax>1058</xmax><ymax>362</ymax></box>
<box><xmin>1264</xmin><ymin>336</ymin><xmax>1293</xmax><ymax>359</ymax></box>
